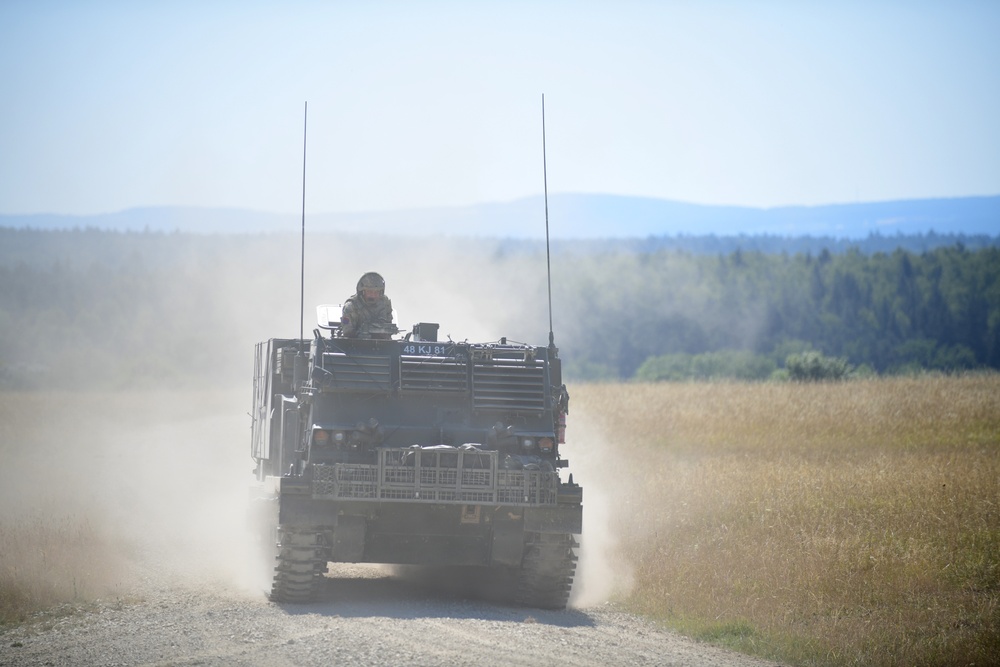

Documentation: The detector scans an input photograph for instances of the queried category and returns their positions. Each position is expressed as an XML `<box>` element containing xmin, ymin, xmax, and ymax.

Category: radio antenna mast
<box><xmin>299</xmin><ymin>101</ymin><xmax>308</xmax><ymax>346</ymax></box>
<box><xmin>541</xmin><ymin>94</ymin><xmax>555</xmax><ymax>349</ymax></box>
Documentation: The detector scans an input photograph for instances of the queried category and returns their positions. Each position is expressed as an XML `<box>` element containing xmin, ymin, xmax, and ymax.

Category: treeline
<box><xmin>1</xmin><ymin>228</ymin><xmax>998</xmax><ymax>388</ymax></box>
<box><xmin>551</xmin><ymin>245</ymin><xmax>1000</xmax><ymax>380</ymax></box>
<box><xmin>0</xmin><ymin>253</ymin><xmax>242</xmax><ymax>389</ymax></box>
<box><xmin>550</xmin><ymin>230</ymin><xmax>1000</xmax><ymax>257</ymax></box>
<box><xmin>4</xmin><ymin>226</ymin><xmax>998</xmax><ymax>267</ymax></box>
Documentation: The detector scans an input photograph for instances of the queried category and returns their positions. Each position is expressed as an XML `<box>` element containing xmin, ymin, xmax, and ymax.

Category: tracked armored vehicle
<box><xmin>249</xmin><ymin>308</ymin><xmax>582</xmax><ymax>608</ymax></box>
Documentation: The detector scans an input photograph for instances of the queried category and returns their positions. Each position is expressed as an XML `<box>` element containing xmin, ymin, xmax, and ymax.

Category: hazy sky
<box><xmin>2</xmin><ymin>1</ymin><xmax>998</xmax><ymax>216</ymax></box>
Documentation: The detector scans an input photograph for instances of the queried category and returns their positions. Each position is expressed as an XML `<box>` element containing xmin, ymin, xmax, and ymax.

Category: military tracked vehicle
<box><xmin>249</xmin><ymin>307</ymin><xmax>582</xmax><ymax>608</ymax></box>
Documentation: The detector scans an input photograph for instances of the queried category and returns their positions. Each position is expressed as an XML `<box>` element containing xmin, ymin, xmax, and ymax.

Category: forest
<box><xmin>1</xmin><ymin>227</ymin><xmax>998</xmax><ymax>388</ymax></box>
<box><xmin>561</xmin><ymin>243</ymin><xmax>1000</xmax><ymax>380</ymax></box>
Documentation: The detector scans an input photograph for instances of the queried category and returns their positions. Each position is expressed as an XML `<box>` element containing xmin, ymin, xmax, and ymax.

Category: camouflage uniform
<box><xmin>341</xmin><ymin>272</ymin><xmax>394</xmax><ymax>338</ymax></box>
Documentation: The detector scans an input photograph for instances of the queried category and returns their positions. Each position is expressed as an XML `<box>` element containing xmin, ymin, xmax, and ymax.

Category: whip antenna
<box><xmin>542</xmin><ymin>94</ymin><xmax>555</xmax><ymax>348</ymax></box>
<box><xmin>299</xmin><ymin>101</ymin><xmax>308</xmax><ymax>346</ymax></box>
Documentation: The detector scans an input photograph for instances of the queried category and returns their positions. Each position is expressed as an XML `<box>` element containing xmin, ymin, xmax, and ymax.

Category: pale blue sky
<box><xmin>1</xmin><ymin>1</ymin><xmax>998</xmax><ymax>216</ymax></box>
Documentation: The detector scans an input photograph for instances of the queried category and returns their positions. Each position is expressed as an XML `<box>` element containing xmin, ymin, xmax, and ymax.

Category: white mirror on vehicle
<box><xmin>316</xmin><ymin>304</ymin><xmax>342</xmax><ymax>330</ymax></box>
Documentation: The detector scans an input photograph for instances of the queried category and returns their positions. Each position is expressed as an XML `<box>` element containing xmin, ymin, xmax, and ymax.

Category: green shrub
<box><xmin>785</xmin><ymin>351</ymin><xmax>852</xmax><ymax>381</ymax></box>
<box><xmin>635</xmin><ymin>350</ymin><xmax>776</xmax><ymax>382</ymax></box>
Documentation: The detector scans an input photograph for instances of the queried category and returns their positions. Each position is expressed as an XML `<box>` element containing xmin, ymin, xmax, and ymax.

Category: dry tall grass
<box><xmin>0</xmin><ymin>393</ymin><xmax>134</xmax><ymax>623</ymax></box>
<box><xmin>570</xmin><ymin>375</ymin><xmax>1000</xmax><ymax>666</ymax></box>
<box><xmin>0</xmin><ymin>516</ymin><xmax>135</xmax><ymax>622</ymax></box>
<box><xmin>0</xmin><ymin>390</ymin><xmax>250</xmax><ymax>625</ymax></box>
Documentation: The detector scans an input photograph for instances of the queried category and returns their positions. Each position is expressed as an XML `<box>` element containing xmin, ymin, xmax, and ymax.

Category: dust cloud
<box><xmin>564</xmin><ymin>405</ymin><xmax>636</xmax><ymax>608</ymax></box>
<box><xmin>0</xmin><ymin>390</ymin><xmax>259</xmax><ymax>601</ymax></box>
<box><xmin>0</xmin><ymin>231</ymin><xmax>567</xmax><ymax>608</ymax></box>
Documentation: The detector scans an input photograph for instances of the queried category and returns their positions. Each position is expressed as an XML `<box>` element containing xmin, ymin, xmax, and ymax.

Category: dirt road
<box><xmin>2</xmin><ymin>564</ymin><xmax>781</xmax><ymax>667</ymax></box>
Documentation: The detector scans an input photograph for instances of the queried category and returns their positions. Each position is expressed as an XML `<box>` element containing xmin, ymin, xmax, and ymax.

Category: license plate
<box><xmin>401</xmin><ymin>343</ymin><xmax>450</xmax><ymax>356</ymax></box>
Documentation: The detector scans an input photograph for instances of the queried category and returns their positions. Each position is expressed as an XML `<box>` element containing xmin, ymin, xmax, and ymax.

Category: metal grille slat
<box><xmin>311</xmin><ymin>449</ymin><xmax>558</xmax><ymax>506</ymax></box>
<box><xmin>320</xmin><ymin>353</ymin><xmax>391</xmax><ymax>392</ymax></box>
<box><xmin>400</xmin><ymin>355</ymin><xmax>468</xmax><ymax>392</ymax></box>
<box><xmin>472</xmin><ymin>360</ymin><xmax>546</xmax><ymax>412</ymax></box>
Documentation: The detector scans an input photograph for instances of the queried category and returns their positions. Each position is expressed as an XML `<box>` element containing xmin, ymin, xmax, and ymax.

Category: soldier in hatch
<box><xmin>340</xmin><ymin>272</ymin><xmax>395</xmax><ymax>338</ymax></box>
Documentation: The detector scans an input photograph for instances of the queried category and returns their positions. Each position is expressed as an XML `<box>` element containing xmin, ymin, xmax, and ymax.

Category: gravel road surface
<box><xmin>1</xmin><ymin>565</ymin><xmax>783</xmax><ymax>667</ymax></box>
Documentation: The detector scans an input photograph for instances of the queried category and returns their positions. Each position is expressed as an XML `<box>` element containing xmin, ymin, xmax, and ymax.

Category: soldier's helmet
<box><xmin>356</xmin><ymin>272</ymin><xmax>385</xmax><ymax>304</ymax></box>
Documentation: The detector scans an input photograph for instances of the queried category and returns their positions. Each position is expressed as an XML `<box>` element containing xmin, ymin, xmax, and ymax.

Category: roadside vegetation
<box><xmin>0</xmin><ymin>393</ymin><xmax>137</xmax><ymax>625</ymax></box>
<box><xmin>573</xmin><ymin>373</ymin><xmax>999</xmax><ymax>666</ymax></box>
<box><xmin>0</xmin><ymin>517</ymin><xmax>131</xmax><ymax>625</ymax></box>
<box><xmin>0</xmin><ymin>390</ymin><xmax>244</xmax><ymax>627</ymax></box>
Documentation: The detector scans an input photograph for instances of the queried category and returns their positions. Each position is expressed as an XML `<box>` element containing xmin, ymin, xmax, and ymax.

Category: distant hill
<box><xmin>2</xmin><ymin>194</ymin><xmax>998</xmax><ymax>239</ymax></box>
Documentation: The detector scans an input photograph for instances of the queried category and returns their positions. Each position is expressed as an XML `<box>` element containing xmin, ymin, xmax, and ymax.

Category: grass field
<box><xmin>2</xmin><ymin>377</ymin><xmax>998</xmax><ymax>666</ymax></box>
<box><xmin>0</xmin><ymin>390</ymin><xmax>250</xmax><ymax>625</ymax></box>
<box><xmin>570</xmin><ymin>374</ymin><xmax>1000</xmax><ymax>666</ymax></box>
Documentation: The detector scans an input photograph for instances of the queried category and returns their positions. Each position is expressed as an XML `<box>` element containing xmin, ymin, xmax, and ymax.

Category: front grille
<box><xmin>313</xmin><ymin>463</ymin><xmax>377</xmax><ymax>498</ymax></box>
<box><xmin>472</xmin><ymin>359</ymin><xmax>546</xmax><ymax>412</ymax></box>
<box><xmin>497</xmin><ymin>469</ymin><xmax>559</xmax><ymax>505</ymax></box>
<box><xmin>399</xmin><ymin>355</ymin><xmax>468</xmax><ymax>393</ymax></box>
<box><xmin>311</xmin><ymin>448</ymin><xmax>558</xmax><ymax>506</ymax></box>
<box><xmin>318</xmin><ymin>353</ymin><xmax>391</xmax><ymax>392</ymax></box>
